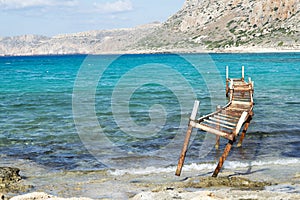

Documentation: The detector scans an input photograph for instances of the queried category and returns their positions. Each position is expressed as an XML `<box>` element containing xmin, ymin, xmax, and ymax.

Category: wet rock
<box><xmin>184</xmin><ymin>176</ymin><xmax>272</xmax><ymax>190</ymax></box>
<box><xmin>0</xmin><ymin>167</ymin><xmax>21</xmax><ymax>184</ymax></box>
<box><xmin>0</xmin><ymin>167</ymin><xmax>32</xmax><ymax>193</ymax></box>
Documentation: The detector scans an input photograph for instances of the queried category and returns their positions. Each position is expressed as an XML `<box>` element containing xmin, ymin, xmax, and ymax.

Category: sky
<box><xmin>0</xmin><ymin>0</ymin><xmax>185</xmax><ymax>37</ymax></box>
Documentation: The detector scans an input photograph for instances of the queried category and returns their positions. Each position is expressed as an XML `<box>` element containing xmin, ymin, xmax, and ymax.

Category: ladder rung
<box><xmin>222</xmin><ymin>110</ymin><xmax>243</xmax><ymax>117</ymax></box>
<box><xmin>196</xmin><ymin>123</ymin><xmax>233</xmax><ymax>140</ymax></box>
<box><xmin>218</xmin><ymin>113</ymin><xmax>239</xmax><ymax>120</ymax></box>
<box><xmin>210</xmin><ymin>117</ymin><xmax>237</xmax><ymax>127</ymax></box>
<box><xmin>214</xmin><ymin>115</ymin><xmax>239</xmax><ymax>122</ymax></box>
<box><xmin>203</xmin><ymin>119</ymin><xmax>235</xmax><ymax>130</ymax></box>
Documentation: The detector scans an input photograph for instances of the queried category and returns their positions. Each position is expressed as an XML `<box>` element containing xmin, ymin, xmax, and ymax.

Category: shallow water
<box><xmin>0</xmin><ymin>53</ymin><xmax>299</xmax><ymax>175</ymax></box>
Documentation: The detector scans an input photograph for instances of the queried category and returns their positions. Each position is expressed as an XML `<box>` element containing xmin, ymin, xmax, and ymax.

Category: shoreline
<box><xmin>1</xmin><ymin>157</ymin><xmax>300</xmax><ymax>199</ymax></box>
<box><xmin>0</xmin><ymin>48</ymin><xmax>300</xmax><ymax>57</ymax></box>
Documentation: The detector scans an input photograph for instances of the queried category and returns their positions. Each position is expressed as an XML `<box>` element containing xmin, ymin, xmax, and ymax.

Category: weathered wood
<box><xmin>214</xmin><ymin>115</ymin><xmax>239</xmax><ymax>122</ymax></box>
<box><xmin>204</xmin><ymin>119</ymin><xmax>235</xmax><ymax>130</ymax></box>
<box><xmin>242</xmin><ymin>66</ymin><xmax>245</xmax><ymax>80</ymax></box>
<box><xmin>175</xmin><ymin>66</ymin><xmax>254</xmax><ymax>177</ymax></box>
<box><xmin>212</xmin><ymin>140</ymin><xmax>233</xmax><ymax>177</ymax></box>
<box><xmin>226</xmin><ymin>66</ymin><xmax>229</xmax><ymax>79</ymax></box>
<box><xmin>175</xmin><ymin>100</ymin><xmax>199</xmax><ymax>176</ymax></box>
<box><xmin>193</xmin><ymin>123</ymin><xmax>234</xmax><ymax>141</ymax></box>
<box><xmin>215</xmin><ymin>105</ymin><xmax>222</xmax><ymax>149</ymax></box>
<box><xmin>217</xmin><ymin>113</ymin><xmax>239</xmax><ymax>120</ymax></box>
<box><xmin>175</xmin><ymin>124</ymin><xmax>193</xmax><ymax>176</ymax></box>
<box><xmin>210</xmin><ymin>117</ymin><xmax>237</xmax><ymax>127</ymax></box>
<box><xmin>190</xmin><ymin>100</ymin><xmax>200</xmax><ymax>120</ymax></box>
<box><xmin>237</xmin><ymin>118</ymin><xmax>251</xmax><ymax>147</ymax></box>
<box><xmin>234</xmin><ymin>111</ymin><xmax>248</xmax><ymax>136</ymax></box>
<box><xmin>226</xmin><ymin>66</ymin><xmax>229</xmax><ymax>97</ymax></box>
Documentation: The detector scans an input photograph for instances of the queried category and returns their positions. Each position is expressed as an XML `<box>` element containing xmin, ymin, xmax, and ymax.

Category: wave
<box><xmin>109</xmin><ymin>158</ymin><xmax>300</xmax><ymax>176</ymax></box>
<box><xmin>223</xmin><ymin>158</ymin><xmax>300</xmax><ymax>169</ymax></box>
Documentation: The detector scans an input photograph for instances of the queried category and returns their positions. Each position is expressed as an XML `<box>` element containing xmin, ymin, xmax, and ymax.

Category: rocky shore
<box><xmin>1</xmin><ymin>159</ymin><xmax>300</xmax><ymax>200</ymax></box>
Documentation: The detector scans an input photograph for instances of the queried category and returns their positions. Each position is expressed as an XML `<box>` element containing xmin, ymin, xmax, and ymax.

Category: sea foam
<box><xmin>109</xmin><ymin>158</ymin><xmax>300</xmax><ymax>176</ymax></box>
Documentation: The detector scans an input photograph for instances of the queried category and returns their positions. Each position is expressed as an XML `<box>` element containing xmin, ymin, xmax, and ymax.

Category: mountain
<box><xmin>0</xmin><ymin>23</ymin><xmax>161</xmax><ymax>56</ymax></box>
<box><xmin>0</xmin><ymin>0</ymin><xmax>299</xmax><ymax>56</ymax></box>
<box><xmin>136</xmin><ymin>0</ymin><xmax>300</xmax><ymax>52</ymax></box>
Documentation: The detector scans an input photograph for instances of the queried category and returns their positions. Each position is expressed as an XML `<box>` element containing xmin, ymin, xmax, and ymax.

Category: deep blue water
<box><xmin>0</xmin><ymin>53</ymin><xmax>299</xmax><ymax>170</ymax></box>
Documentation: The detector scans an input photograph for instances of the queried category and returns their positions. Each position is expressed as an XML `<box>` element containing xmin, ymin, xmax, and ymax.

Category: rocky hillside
<box><xmin>0</xmin><ymin>23</ymin><xmax>161</xmax><ymax>56</ymax></box>
<box><xmin>0</xmin><ymin>0</ymin><xmax>299</xmax><ymax>55</ymax></box>
<box><xmin>136</xmin><ymin>0</ymin><xmax>300</xmax><ymax>52</ymax></box>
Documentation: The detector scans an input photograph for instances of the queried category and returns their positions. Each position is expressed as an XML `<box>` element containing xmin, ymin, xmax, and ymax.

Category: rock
<box><xmin>0</xmin><ymin>167</ymin><xmax>21</xmax><ymax>185</ymax></box>
<box><xmin>182</xmin><ymin>176</ymin><xmax>272</xmax><ymax>190</ymax></box>
<box><xmin>10</xmin><ymin>192</ymin><xmax>94</xmax><ymax>200</ymax></box>
<box><xmin>10</xmin><ymin>192</ymin><xmax>52</xmax><ymax>200</ymax></box>
<box><xmin>0</xmin><ymin>167</ymin><xmax>32</xmax><ymax>194</ymax></box>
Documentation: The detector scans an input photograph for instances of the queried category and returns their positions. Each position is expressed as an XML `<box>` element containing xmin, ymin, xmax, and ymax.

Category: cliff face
<box><xmin>139</xmin><ymin>0</ymin><xmax>299</xmax><ymax>51</ymax></box>
<box><xmin>0</xmin><ymin>0</ymin><xmax>299</xmax><ymax>55</ymax></box>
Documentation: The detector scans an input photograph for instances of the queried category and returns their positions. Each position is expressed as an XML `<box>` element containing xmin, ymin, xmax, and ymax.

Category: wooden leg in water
<box><xmin>212</xmin><ymin>140</ymin><xmax>234</xmax><ymax>177</ymax></box>
<box><xmin>215</xmin><ymin>136</ymin><xmax>220</xmax><ymax>150</ymax></box>
<box><xmin>175</xmin><ymin>100</ymin><xmax>199</xmax><ymax>176</ymax></box>
<box><xmin>237</xmin><ymin>119</ymin><xmax>250</xmax><ymax>147</ymax></box>
<box><xmin>175</xmin><ymin>124</ymin><xmax>193</xmax><ymax>176</ymax></box>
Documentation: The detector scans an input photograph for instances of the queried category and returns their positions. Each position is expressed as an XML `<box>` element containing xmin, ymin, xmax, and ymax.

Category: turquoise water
<box><xmin>0</xmin><ymin>53</ymin><xmax>299</xmax><ymax>171</ymax></box>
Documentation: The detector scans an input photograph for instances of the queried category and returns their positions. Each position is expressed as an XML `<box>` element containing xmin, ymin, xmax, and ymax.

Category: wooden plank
<box><xmin>214</xmin><ymin>115</ymin><xmax>239</xmax><ymax>122</ymax></box>
<box><xmin>203</xmin><ymin>119</ymin><xmax>235</xmax><ymax>130</ymax></box>
<box><xmin>227</xmin><ymin>107</ymin><xmax>246</xmax><ymax>111</ymax></box>
<box><xmin>192</xmin><ymin>122</ymin><xmax>233</xmax><ymax>140</ymax></box>
<box><xmin>209</xmin><ymin>116</ymin><xmax>237</xmax><ymax>127</ymax></box>
<box><xmin>234</xmin><ymin>111</ymin><xmax>248</xmax><ymax>136</ymax></box>
<box><xmin>190</xmin><ymin>100</ymin><xmax>200</xmax><ymax>120</ymax></box>
<box><xmin>218</xmin><ymin>113</ymin><xmax>239</xmax><ymax>120</ymax></box>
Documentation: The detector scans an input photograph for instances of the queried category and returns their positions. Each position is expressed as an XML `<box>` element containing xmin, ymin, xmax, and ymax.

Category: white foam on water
<box><xmin>224</xmin><ymin>158</ymin><xmax>300</xmax><ymax>169</ymax></box>
<box><xmin>108</xmin><ymin>162</ymin><xmax>216</xmax><ymax>176</ymax></box>
<box><xmin>109</xmin><ymin>158</ymin><xmax>300</xmax><ymax>176</ymax></box>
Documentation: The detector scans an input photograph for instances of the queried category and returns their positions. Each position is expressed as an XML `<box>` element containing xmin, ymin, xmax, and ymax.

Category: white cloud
<box><xmin>94</xmin><ymin>0</ymin><xmax>133</xmax><ymax>13</ymax></box>
<box><xmin>0</xmin><ymin>0</ymin><xmax>78</xmax><ymax>10</ymax></box>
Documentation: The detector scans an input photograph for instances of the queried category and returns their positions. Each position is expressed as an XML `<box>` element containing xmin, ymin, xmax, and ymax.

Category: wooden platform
<box><xmin>176</xmin><ymin>66</ymin><xmax>254</xmax><ymax>177</ymax></box>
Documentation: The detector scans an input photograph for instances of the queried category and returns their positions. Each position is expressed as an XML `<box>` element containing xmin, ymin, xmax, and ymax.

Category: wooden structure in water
<box><xmin>176</xmin><ymin>66</ymin><xmax>254</xmax><ymax>177</ymax></box>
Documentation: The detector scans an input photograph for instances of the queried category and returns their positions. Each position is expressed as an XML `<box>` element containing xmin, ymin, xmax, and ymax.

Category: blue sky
<box><xmin>0</xmin><ymin>0</ymin><xmax>184</xmax><ymax>37</ymax></box>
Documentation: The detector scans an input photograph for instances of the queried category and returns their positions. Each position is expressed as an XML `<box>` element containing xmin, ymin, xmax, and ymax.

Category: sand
<box><xmin>1</xmin><ymin>157</ymin><xmax>299</xmax><ymax>200</ymax></box>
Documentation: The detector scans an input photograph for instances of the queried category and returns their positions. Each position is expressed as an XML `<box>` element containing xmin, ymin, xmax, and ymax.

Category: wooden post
<box><xmin>212</xmin><ymin>140</ymin><xmax>234</xmax><ymax>177</ymax></box>
<box><xmin>175</xmin><ymin>100</ymin><xmax>200</xmax><ymax>176</ymax></box>
<box><xmin>229</xmin><ymin>79</ymin><xmax>234</xmax><ymax>101</ymax></box>
<box><xmin>226</xmin><ymin>66</ymin><xmax>229</xmax><ymax>80</ymax></box>
<box><xmin>226</xmin><ymin>66</ymin><xmax>229</xmax><ymax>97</ymax></box>
<box><xmin>230</xmin><ymin>79</ymin><xmax>233</xmax><ymax>90</ymax></box>
<box><xmin>215</xmin><ymin>105</ymin><xmax>221</xmax><ymax>150</ymax></box>
<box><xmin>242</xmin><ymin>66</ymin><xmax>244</xmax><ymax>80</ymax></box>
<box><xmin>237</xmin><ymin>117</ymin><xmax>251</xmax><ymax>147</ymax></box>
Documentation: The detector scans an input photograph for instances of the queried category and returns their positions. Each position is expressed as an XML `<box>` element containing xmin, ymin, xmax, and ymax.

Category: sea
<box><xmin>0</xmin><ymin>53</ymin><xmax>299</xmax><ymax>190</ymax></box>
